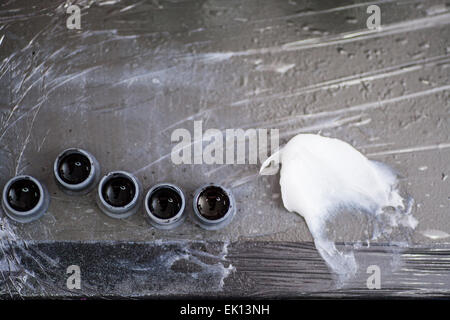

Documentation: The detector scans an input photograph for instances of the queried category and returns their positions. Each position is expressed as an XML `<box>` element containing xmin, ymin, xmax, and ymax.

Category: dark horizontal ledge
<box><xmin>1</xmin><ymin>240</ymin><xmax>450</xmax><ymax>298</ymax></box>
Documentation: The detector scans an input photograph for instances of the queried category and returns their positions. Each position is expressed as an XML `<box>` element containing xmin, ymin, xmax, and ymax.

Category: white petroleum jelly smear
<box><xmin>260</xmin><ymin>134</ymin><xmax>418</xmax><ymax>278</ymax></box>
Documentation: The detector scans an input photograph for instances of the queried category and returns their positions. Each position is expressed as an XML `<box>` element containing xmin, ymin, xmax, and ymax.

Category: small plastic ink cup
<box><xmin>97</xmin><ymin>171</ymin><xmax>142</xmax><ymax>219</ymax></box>
<box><xmin>144</xmin><ymin>183</ymin><xmax>186</xmax><ymax>230</ymax></box>
<box><xmin>1</xmin><ymin>175</ymin><xmax>50</xmax><ymax>223</ymax></box>
<box><xmin>54</xmin><ymin>148</ymin><xmax>100</xmax><ymax>195</ymax></box>
<box><xmin>192</xmin><ymin>183</ymin><xmax>236</xmax><ymax>230</ymax></box>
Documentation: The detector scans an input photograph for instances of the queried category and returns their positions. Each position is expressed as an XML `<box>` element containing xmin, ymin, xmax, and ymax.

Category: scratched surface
<box><xmin>0</xmin><ymin>0</ymin><xmax>449</xmax><ymax>297</ymax></box>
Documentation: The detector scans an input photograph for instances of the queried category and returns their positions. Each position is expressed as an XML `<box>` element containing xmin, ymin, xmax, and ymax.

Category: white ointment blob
<box><xmin>260</xmin><ymin>134</ymin><xmax>417</xmax><ymax>278</ymax></box>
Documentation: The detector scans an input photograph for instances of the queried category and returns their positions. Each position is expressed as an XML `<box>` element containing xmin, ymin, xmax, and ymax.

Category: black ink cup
<box><xmin>97</xmin><ymin>171</ymin><xmax>142</xmax><ymax>219</ymax></box>
<box><xmin>54</xmin><ymin>148</ymin><xmax>100</xmax><ymax>195</ymax></box>
<box><xmin>1</xmin><ymin>175</ymin><xmax>50</xmax><ymax>223</ymax></box>
<box><xmin>144</xmin><ymin>183</ymin><xmax>186</xmax><ymax>229</ymax></box>
<box><xmin>193</xmin><ymin>184</ymin><xmax>236</xmax><ymax>230</ymax></box>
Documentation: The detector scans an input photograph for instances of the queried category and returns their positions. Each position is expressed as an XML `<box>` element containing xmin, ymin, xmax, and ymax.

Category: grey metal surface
<box><xmin>0</xmin><ymin>0</ymin><xmax>449</xmax><ymax>297</ymax></box>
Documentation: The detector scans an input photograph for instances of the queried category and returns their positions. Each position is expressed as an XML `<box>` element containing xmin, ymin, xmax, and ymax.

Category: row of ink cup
<box><xmin>1</xmin><ymin>148</ymin><xmax>236</xmax><ymax>230</ymax></box>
